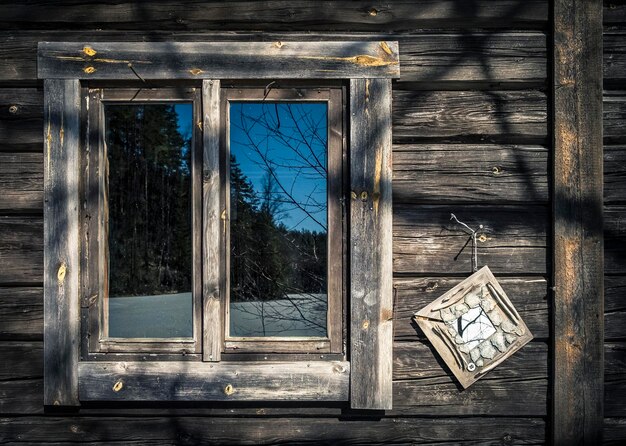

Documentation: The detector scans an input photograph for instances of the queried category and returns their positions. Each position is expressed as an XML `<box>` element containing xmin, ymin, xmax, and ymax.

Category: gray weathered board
<box><xmin>38</xmin><ymin>41</ymin><xmax>400</xmax><ymax>80</ymax></box>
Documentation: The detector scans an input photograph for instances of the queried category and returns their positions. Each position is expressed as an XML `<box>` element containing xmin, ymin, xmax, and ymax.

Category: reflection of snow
<box><xmin>107</xmin><ymin>292</ymin><xmax>328</xmax><ymax>339</ymax></box>
<box><xmin>453</xmin><ymin>306</ymin><xmax>496</xmax><ymax>350</ymax></box>
<box><xmin>230</xmin><ymin>293</ymin><xmax>327</xmax><ymax>337</ymax></box>
<box><xmin>109</xmin><ymin>292</ymin><xmax>193</xmax><ymax>338</ymax></box>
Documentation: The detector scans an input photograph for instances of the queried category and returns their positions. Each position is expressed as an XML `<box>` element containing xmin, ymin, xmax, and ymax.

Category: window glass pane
<box><xmin>229</xmin><ymin>102</ymin><xmax>328</xmax><ymax>338</ymax></box>
<box><xmin>105</xmin><ymin>103</ymin><xmax>193</xmax><ymax>338</ymax></box>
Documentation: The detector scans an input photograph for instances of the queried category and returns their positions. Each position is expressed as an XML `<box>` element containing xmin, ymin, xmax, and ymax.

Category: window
<box><xmin>40</xmin><ymin>41</ymin><xmax>398</xmax><ymax>410</ymax></box>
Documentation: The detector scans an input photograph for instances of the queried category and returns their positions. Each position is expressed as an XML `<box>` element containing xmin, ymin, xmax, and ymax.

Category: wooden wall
<box><xmin>604</xmin><ymin>1</ymin><xmax>626</xmax><ymax>443</ymax></box>
<box><xmin>0</xmin><ymin>0</ymin><xmax>564</xmax><ymax>443</ymax></box>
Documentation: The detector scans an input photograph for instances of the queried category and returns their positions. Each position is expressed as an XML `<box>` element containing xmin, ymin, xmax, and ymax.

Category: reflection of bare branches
<box><xmin>229</xmin><ymin>101</ymin><xmax>329</xmax><ymax>337</ymax></box>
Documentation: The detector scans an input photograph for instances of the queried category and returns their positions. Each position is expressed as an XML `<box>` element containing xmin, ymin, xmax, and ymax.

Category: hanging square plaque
<box><xmin>413</xmin><ymin>266</ymin><xmax>533</xmax><ymax>388</ymax></box>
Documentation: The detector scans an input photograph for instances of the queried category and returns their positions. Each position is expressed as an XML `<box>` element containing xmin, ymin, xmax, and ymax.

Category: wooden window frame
<box><xmin>39</xmin><ymin>41</ymin><xmax>399</xmax><ymax>410</ymax></box>
<box><xmin>82</xmin><ymin>87</ymin><xmax>203</xmax><ymax>357</ymax></box>
<box><xmin>220</xmin><ymin>86</ymin><xmax>344</xmax><ymax>355</ymax></box>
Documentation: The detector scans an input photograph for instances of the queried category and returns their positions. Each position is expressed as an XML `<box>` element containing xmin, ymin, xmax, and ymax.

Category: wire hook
<box><xmin>450</xmin><ymin>213</ymin><xmax>483</xmax><ymax>273</ymax></box>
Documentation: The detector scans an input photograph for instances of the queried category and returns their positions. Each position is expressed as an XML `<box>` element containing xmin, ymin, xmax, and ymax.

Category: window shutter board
<box><xmin>349</xmin><ymin>78</ymin><xmax>393</xmax><ymax>410</ymax></box>
<box><xmin>43</xmin><ymin>78</ymin><xmax>81</xmax><ymax>406</ymax></box>
<box><xmin>202</xmin><ymin>79</ymin><xmax>222</xmax><ymax>362</ymax></box>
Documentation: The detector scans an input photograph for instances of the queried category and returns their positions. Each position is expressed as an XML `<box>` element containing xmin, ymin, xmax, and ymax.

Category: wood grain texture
<box><xmin>605</xmin><ymin>146</ymin><xmax>626</xmax><ymax>203</ymax></box>
<box><xmin>605</xmin><ymin>417</ymin><xmax>626</xmax><ymax>445</ymax></box>
<box><xmin>392</xmin><ymin>90</ymin><xmax>547</xmax><ymax>144</ymax></box>
<box><xmin>0</xmin><ymin>1</ymin><xmax>549</xmax><ymax>30</ymax></box>
<box><xmin>604</xmin><ymin>91</ymin><xmax>626</xmax><ymax>143</ymax></box>
<box><xmin>0</xmin><ymin>216</ymin><xmax>43</xmax><ymax>284</ymax></box>
<box><xmin>78</xmin><ymin>361</ymin><xmax>349</xmax><ymax>402</ymax></box>
<box><xmin>553</xmin><ymin>0</ymin><xmax>604</xmax><ymax>443</ymax></box>
<box><xmin>0</xmin><ymin>31</ymin><xmax>546</xmax><ymax>84</ymax></box>
<box><xmin>202</xmin><ymin>80</ymin><xmax>221</xmax><ymax>362</ymax></box>
<box><xmin>393</xmin><ymin>144</ymin><xmax>548</xmax><ymax>203</ymax></box>
<box><xmin>0</xmin><ymin>88</ymin><xmax>42</xmax><ymax>151</ymax></box>
<box><xmin>605</xmin><ymin>343</ymin><xmax>626</xmax><ymax>417</ymax></box>
<box><xmin>394</xmin><ymin>205</ymin><xmax>548</xmax><ymax>275</ymax></box>
<box><xmin>605</xmin><ymin>276</ymin><xmax>626</xmax><ymax>340</ymax></box>
<box><xmin>394</xmin><ymin>276</ymin><xmax>549</xmax><ymax>340</ymax></box>
<box><xmin>604</xmin><ymin>30</ymin><xmax>626</xmax><ymax>81</ymax></box>
<box><xmin>1</xmin><ymin>340</ymin><xmax>547</xmax><ymax>416</ymax></box>
<box><xmin>0</xmin><ymin>287</ymin><xmax>42</xmax><ymax>340</ymax></box>
<box><xmin>605</xmin><ymin>207</ymin><xmax>626</xmax><ymax>275</ymax></box>
<box><xmin>43</xmin><ymin>78</ymin><xmax>80</xmax><ymax>407</ymax></box>
<box><xmin>0</xmin><ymin>152</ymin><xmax>43</xmax><ymax>212</ymax></box>
<box><xmin>38</xmin><ymin>41</ymin><xmax>399</xmax><ymax>80</ymax></box>
<box><xmin>0</xmin><ymin>416</ymin><xmax>547</xmax><ymax>444</ymax></box>
<box><xmin>349</xmin><ymin>78</ymin><xmax>393</xmax><ymax>410</ymax></box>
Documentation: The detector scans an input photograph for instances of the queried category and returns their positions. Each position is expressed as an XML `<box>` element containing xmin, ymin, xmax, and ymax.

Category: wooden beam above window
<box><xmin>38</xmin><ymin>41</ymin><xmax>400</xmax><ymax>80</ymax></box>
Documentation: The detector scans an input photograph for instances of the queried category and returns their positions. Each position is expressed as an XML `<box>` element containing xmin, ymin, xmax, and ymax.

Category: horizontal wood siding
<box><xmin>604</xmin><ymin>2</ymin><xmax>626</xmax><ymax>440</ymax></box>
<box><xmin>0</xmin><ymin>0</ymin><xmax>550</xmax><ymax>443</ymax></box>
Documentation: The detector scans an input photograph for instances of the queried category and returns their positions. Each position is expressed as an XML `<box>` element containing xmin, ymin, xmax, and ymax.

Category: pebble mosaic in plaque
<box><xmin>413</xmin><ymin>266</ymin><xmax>533</xmax><ymax>388</ymax></box>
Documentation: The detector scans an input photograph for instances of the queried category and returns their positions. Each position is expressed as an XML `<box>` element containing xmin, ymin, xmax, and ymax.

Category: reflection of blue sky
<box><xmin>230</xmin><ymin>102</ymin><xmax>328</xmax><ymax>233</ymax></box>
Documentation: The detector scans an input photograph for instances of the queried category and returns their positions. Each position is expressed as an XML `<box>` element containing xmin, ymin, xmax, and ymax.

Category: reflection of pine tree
<box><xmin>107</xmin><ymin>104</ymin><xmax>192</xmax><ymax>297</ymax></box>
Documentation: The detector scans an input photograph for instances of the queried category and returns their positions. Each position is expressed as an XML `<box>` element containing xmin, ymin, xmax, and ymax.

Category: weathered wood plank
<box><xmin>605</xmin><ymin>417</ymin><xmax>626</xmax><ymax>445</ymax></box>
<box><xmin>394</xmin><ymin>277</ymin><xmax>549</xmax><ymax>340</ymax></box>
<box><xmin>79</xmin><ymin>361</ymin><xmax>349</xmax><ymax>402</ymax></box>
<box><xmin>606</xmin><ymin>276</ymin><xmax>626</xmax><ymax>340</ymax></box>
<box><xmin>605</xmin><ymin>206</ymin><xmax>626</xmax><ymax>275</ymax></box>
<box><xmin>0</xmin><ymin>341</ymin><xmax>42</xmax><ymax>380</ymax></box>
<box><xmin>0</xmin><ymin>87</ymin><xmax>42</xmax><ymax>151</ymax></box>
<box><xmin>392</xmin><ymin>90</ymin><xmax>547</xmax><ymax>144</ymax></box>
<box><xmin>202</xmin><ymin>79</ymin><xmax>221</xmax><ymax>362</ymax></box>
<box><xmin>0</xmin><ymin>340</ymin><xmax>546</xmax><ymax>416</ymax></box>
<box><xmin>553</xmin><ymin>0</ymin><xmax>604</xmax><ymax>443</ymax></box>
<box><xmin>0</xmin><ymin>153</ymin><xmax>43</xmax><ymax>212</ymax></box>
<box><xmin>393</xmin><ymin>205</ymin><xmax>548</xmax><ymax>275</ymax></box>
<box><xmin>350</xmin><ymin>78</ymin><xmax>393</xmax><ymax>410</ymax></box>
<box><xmin>38</xmin><ymin>41</ymin><xmax>399</xmax><ymax>80</ymax></box>
<box><xmin>0</xmin><ymin>31</ymin><xmax>547</xmax><ymax>83</ymax></box>
<box><xmin>0</xmin><ymin>1</ymin><xmax>549</xmax><ymax>31</ymax></box>
<box><xmin>604</xmin><ymin>91</ymin><xmax>626</xmax><ymax>143</ymax></box>
<box><xmin>604</xmin><ymin>3</ymin><xmax>626</xmax><ymax>25</ymax></box>
<box><xmin>392</xmin><ymin>342</ymin><xmax>547</xmax><ymax>416</ymax></box>
<box><xmin>604</xmin><ymin>30</ymin><xmax>626</xmax><ymax>81</ymax></box>
<box><xmin>0</xmin><ymin>216</ymin><xmax>43</xmax><ymax>284</ymax></box>
<box><xmin>0</xmin><ymin>416</ymin><xmax>547</xmax><ymax>444</ymax></box>
<box><xmin>605</xmin><ymin>146</ymin><xmax>626</xmax><ymax>203</ymax></box>
<box><xmin>0</xmin><ymin>287</ymin><xmax>42</xmax><ymax>340</ymax></box>
<box><xmin>606</xmin><ymin>343</ymin><xmax>626</xmax><ymax>417</ymax></box>
<box><xmin>43</xmin><ymin>78</ymin><xmax>80</xmax><ymax>407</ymax></box>
<box><xmin>393</xmin><ymin>144</ymin><xmax>548</xmax><ymax>203</ymax></box>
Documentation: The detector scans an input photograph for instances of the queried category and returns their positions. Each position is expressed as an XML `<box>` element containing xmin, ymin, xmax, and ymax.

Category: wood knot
<box><xmin>82</xmin><ymin>46</ymin><xmax>97</xmax><ymax>57</ymax></box>
<box><xmin>350</xmin><ymin>191</ymin><xmax>358</xmax><ymax>200</ymax></box>
<box><xmin>362</xmin><ymin>319</ymin><xmax>370</xmax><ymax>330</ymax></box>
<box><xmin>274</xmin><ymin>41</ymin><xmax>283</xmax><ymax>48</ymax></box>
<box><xmin>189</xmin><ymin>68</ymin><xmax>203</xmax><ymax>76</ymax></box>
<box><xmin>478</xmin><ymin>234</ymin><xmax>488</xmax><ymax>243</ymax></box>
<box><xmin>112</xmin><ymin>380</ymin><xmax>123</xmax><ymax>392</ymax></box>
<box><xmin>224</xmin><ymin>384</ymin><xmax>234</xmax><ymax>395</ymax></box>
<box><xmin>491</xmin><ymin>166</ymin><xmax>503</xmax><ymax>175</ymax></box>
<box><xmin>8</xmin><ymin>105</ymin><xmax>18</xmax><ymax>114</ymax></box>
<box><xmin>368</xmin><ymin>8</ymin><xmax>378</xmax><ymax>16</ymax></box>
<box><xmin>83</xmin><ymin>66</ymin><xmax>96</xmax><ymax>74</ymax></box>
<box><xmin>57</xmin><ymin>263</ymin><xmax>67</xmax><ymax>282</ymax></box>
<box><xmin>360</xmin><ymin>191</ymin><xmax>368</xmax><ymax>201</ymax></box>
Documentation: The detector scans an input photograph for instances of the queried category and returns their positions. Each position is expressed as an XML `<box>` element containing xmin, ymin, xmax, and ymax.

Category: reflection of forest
<box><xmin>230</xmin><ymin>155</ymin><xmax>327</xmax><ymax>304</ymax></box>
<box><xmin>106</xmin><ymin>104</ymin><xmax>192</xmax><ymax>298</ymax></box>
